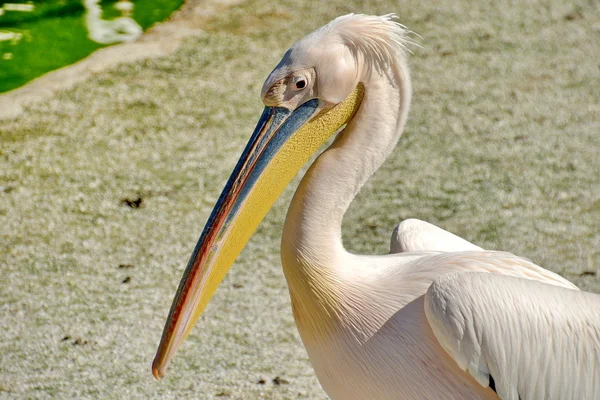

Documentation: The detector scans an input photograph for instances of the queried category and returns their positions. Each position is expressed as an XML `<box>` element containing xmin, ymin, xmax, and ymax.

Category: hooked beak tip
<box><xmin>152</xmin><ymin>361</ymin><xmax>165</xmax><ymax>380</ymax></box>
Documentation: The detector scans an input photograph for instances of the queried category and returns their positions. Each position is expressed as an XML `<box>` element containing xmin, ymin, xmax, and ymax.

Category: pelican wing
<box><xmin>391</xmin><ymin>219</ymin><xmax>483</xmax><ymax>253</ymax></box>
<box><xmin>424</xmin><ymin>272</ymin><xmax>600</xmax><ymax>400</ymax></box>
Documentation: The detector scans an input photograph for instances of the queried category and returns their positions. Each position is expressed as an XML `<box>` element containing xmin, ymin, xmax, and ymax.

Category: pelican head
<box><xmin>152</xmin><ymin>14</ymin><xmax>411</xmax><ymax>379</ymax></box>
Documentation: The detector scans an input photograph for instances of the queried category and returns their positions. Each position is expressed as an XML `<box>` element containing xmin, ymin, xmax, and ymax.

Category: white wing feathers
<box><xmin>425</xmin><ymin>272</ymin><xmax>600</xmax><ymax>400</ymax></box>
<box><xmin>391</xmin><ymin>219</ymin><xmax>483</xmax><ymax>253</ymax></box>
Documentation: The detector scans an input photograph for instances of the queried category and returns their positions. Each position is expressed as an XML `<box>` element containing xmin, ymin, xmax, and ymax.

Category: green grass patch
<box><xmin>0</xmin><ymin>0</ymin><xmax>183</xmax><ymax>93</ymax></box>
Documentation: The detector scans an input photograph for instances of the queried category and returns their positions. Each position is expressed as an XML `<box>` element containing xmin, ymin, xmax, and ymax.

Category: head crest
<box><xmin>307</xmin><ymin>14</ymin><xmax>418</xmax><ymax>73</ymax></box>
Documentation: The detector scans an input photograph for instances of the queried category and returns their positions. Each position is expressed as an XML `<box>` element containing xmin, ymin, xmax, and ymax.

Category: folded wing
<box><xmin>391</xmin><ymin>219</ymin><xmax>483</xmax><ymax>253</ymax></box>
<box><xmin>425</xmin><ymin>272</ymin><xmax>600</xmax><ymax>400</ymax></box>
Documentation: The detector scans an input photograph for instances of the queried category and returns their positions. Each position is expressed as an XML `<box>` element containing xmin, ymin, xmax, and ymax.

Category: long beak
<box><xmin>152</xmin><ymin>84</ymin><xmax>364</xmax><ymax>379</ymax></box>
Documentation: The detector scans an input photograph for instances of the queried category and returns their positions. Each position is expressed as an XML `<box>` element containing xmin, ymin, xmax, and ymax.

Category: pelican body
<box><xmin>153</xmin><ymin>14</ymin><xmax>600</xmax><ymax>399</ymax></box>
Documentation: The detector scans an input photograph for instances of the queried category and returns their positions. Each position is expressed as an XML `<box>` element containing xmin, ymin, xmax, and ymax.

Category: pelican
<box><xmin>152</xmin><ymin>14</ymin><xmax>600</xmax><ymax>399</ymax></box>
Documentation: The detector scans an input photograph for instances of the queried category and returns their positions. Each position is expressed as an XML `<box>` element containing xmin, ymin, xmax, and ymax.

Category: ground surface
<box><xmin>0</xmin><ymin>0</ymin><xmax>599</xmax><ymax>399</ymax></box>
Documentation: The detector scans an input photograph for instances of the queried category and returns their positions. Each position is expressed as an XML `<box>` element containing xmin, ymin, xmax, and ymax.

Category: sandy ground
<box><xmin>0</xmin><ymin>0</ymin><xmax>599</xmax><ymax>399</ymax></box>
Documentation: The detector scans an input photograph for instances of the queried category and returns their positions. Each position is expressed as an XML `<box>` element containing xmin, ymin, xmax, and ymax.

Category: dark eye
<box><xmin>295</xmin><ymin>79</ymin><xmax>306</xmax><ymax>89</ymax></box>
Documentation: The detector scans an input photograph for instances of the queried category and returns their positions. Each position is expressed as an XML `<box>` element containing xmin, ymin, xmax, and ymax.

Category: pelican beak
<box><xmin>152</xmin><ymin>84</ymin><xmax>364</xmax><ymax>379</ymax></box>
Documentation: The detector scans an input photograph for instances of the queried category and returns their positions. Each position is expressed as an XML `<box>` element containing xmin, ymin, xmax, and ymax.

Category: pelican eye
<box><xmin>295</xmin><ymin>79</ymin><xmax>306</xmax><ymax>89</ymax></box>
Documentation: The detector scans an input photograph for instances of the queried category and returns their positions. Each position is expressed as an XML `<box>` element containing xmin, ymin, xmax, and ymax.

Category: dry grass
<box><xmin>0</xmin><ymin>0</ymin><xmax>599</xmax><ymax>398</ymax></box>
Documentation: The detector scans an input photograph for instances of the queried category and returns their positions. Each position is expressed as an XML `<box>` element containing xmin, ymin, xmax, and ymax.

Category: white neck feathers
<box><xmin>281</xmin><ymin>57</ymin><xmax>412</xmax><ymax>297</ymax></box>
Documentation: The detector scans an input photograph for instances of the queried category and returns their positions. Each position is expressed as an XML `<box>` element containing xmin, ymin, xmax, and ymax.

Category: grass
<box><xmin>0</xmin><ymin>0</ymin><xmax>183</xmax><ymax>93</ymax></box>
<box><xmin>0</xmin><ymin>0</ymin><xmax>599</xmax><ymax>398</ymax></box>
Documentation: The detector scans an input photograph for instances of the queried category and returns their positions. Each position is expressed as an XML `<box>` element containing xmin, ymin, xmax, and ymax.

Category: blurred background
<box><xmin>0</xmin><ymin>0</ymin><xmax>599</xmax><ymax>399</ymax></box>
